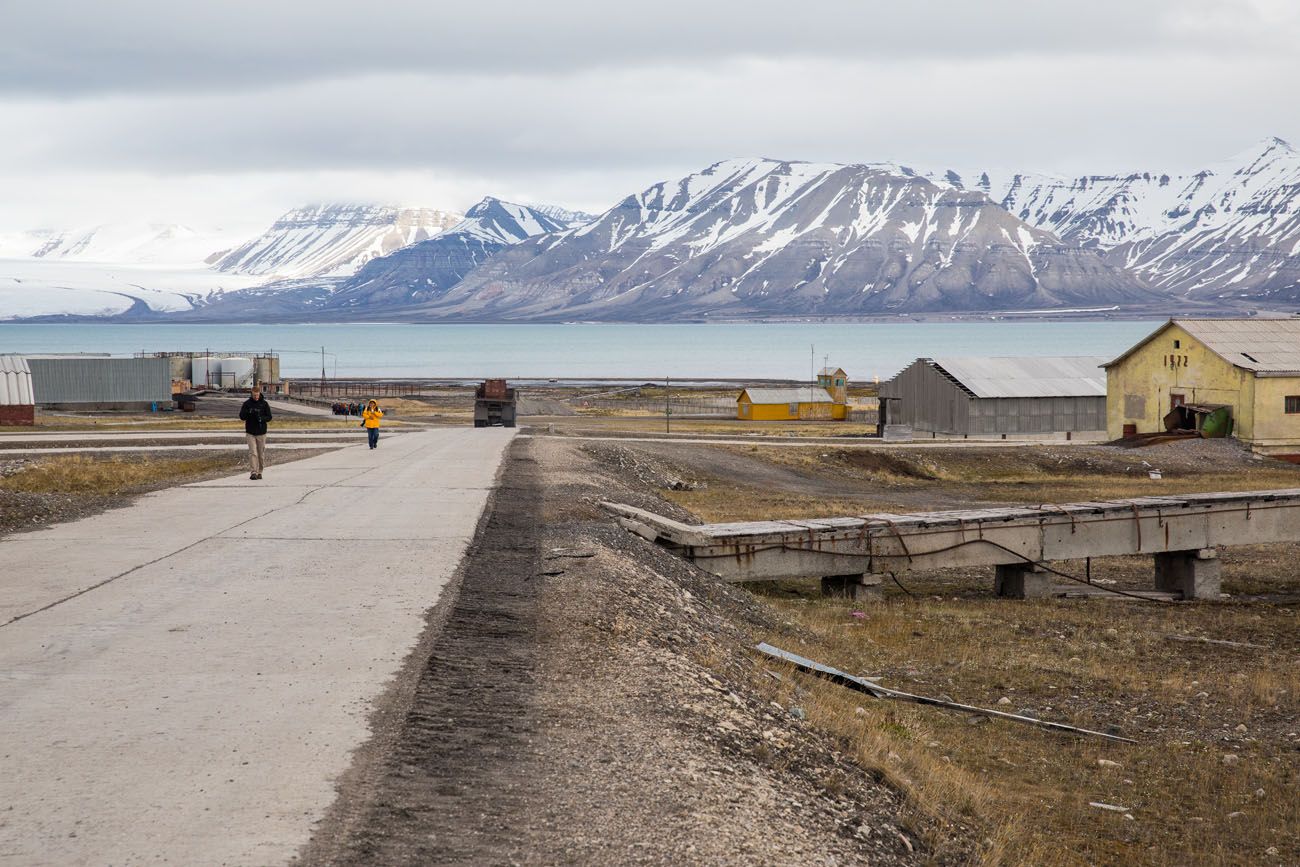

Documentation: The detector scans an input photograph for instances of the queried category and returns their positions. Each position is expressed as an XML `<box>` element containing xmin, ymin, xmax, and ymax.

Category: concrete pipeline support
<box><xmin>602</xmin><ymin>488</ymin><xmax>1300</xmax><ymax>600</ymax></box>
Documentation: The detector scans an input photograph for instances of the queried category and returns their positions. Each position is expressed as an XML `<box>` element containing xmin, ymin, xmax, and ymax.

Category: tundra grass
<box><xmin>0</xmin><ymin>453</ymin><xmax>243</xmax><ymax>494</ymax></box>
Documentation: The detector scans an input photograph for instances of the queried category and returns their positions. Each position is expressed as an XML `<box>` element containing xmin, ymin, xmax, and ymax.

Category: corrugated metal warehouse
<box><xmin>27</xmin><ymin>356</ymin><xmax>172</xmax><ymax>410</ymax></box>
<box><xmin>0</xmin><ymin>355</ymin><xmax>35</xmax><ymax>426</ymax></box>
<box><xmin>879</xmin><ymin>356</ymin><xmax>1107</xmax><ymax>437</ymax></box>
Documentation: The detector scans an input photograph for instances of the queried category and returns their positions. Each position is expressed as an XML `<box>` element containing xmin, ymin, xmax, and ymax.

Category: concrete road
<box><xmin>264</xmin><ymin>398</ymin><xmax>337</xmax><ymax>418</ymax></box>
<box><xmin>0</xmin><ymin>427</ymin><xmax>514</xmax><ymax>866</ymax></box>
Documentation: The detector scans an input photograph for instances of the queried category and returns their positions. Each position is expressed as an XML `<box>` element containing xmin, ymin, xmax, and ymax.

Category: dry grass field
<box><xmin>607</xmin><ymin>438</ymin><xmax>1300</xmax><ymax>865</ymax></box>
<box><xmin>0</xmin><ymin>453</ymin><xmax>241</xmax><ymax>494</ymax></box>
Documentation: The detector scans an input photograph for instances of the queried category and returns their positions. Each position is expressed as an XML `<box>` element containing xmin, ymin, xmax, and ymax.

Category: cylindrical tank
<box><xmin>192</xmin><ymin>356</ymin><xmax>222</xmax><ymax>388</ymax></box>
<box><xmin>253</xmin><ymin>355</ymin><xmax>279</xmax><ymax>388</ymax></box>
<box><xmin>221</xmin><ymin>356</ymin><xmax>255</xmax><ymax>389</ymax></box>
<box><xmin>167</xmin><ymin>356</ymin><xmax>192</xmax><ymax>380</ymax></box>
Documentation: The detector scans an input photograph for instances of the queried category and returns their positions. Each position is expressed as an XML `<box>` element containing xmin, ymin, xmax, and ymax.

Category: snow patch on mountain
<box><xmin>933</xmin><ymin>137</ymin><xmax>1300</xmax><ymax>300</ymax></box>
<box><xmin>0</xmin><ymin>258</ymin><xmax>259</xmax><ymax>320</ymax></box>
<box><xmin>213</xmin><ymin>204</ymin><xmax>463</xmax><ymax>279</ymax></box>
<box><xmin>0</xmin><ymin>223</ymin><xmax>232</xmax><ymax>266</ymax></box>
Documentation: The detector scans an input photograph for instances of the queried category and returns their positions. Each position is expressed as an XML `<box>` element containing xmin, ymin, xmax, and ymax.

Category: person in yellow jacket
<box><xmin>362</xmin><ymin>399</ymin><xmax>383</xmax><ymax>449</ymax></box>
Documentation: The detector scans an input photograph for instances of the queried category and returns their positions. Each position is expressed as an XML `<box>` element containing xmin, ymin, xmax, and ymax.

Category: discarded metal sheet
<box><xmin>756</xmin><ymin>642</ymin><xmax>1136</xmax><ymax>744</ymax></box>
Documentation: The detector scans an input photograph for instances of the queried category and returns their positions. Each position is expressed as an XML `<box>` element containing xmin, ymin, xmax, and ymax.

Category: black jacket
<box><xmin>239</xmin><ymin>396</ymin><xmax>272</xmax><ymax>436</ymax></box>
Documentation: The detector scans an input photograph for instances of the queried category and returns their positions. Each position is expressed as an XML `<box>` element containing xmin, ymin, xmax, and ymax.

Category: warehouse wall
<box><xmin>29</xmin><ymin>357</ymin><xmax>171</xmax><ymax>409</ymax></box>
<box><xmin>879</xmin><ymin>360</ymin><xmax>970</xmax><ymax>432</ymax></box>
<box><xmin>882</xmin><ymin>360</ymin><xmax>1105</xmax><ymax>435</ymax></box>
<box><xmin>967</xmin><ymin>395</ymin><xmax>1106</xmax><ymax>434</ymax></box>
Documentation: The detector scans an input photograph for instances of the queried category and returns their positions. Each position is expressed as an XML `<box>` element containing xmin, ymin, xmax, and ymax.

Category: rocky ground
<box><xmin>299</xmin><ymin>437</ymin><xmax>964</xmax><ymax>865</ymax></box>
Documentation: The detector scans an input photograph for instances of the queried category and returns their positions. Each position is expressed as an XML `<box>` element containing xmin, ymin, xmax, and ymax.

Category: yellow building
<box><xmin>737</xmin><ymin>387</ymin><xmax>848</xmax><ymax>421</ymax></box>
<box><xmin>1103</xmin><ymin>318</ymin><xmax>1300</xmax><ymax>455</ymax></box>
<box><xmin>817</xmin><ymin>367</ymin><xmax>849</xmax><ymax>403</ymax></box>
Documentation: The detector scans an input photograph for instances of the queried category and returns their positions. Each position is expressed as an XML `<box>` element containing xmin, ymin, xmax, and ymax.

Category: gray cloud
<box><xmin>2</xmin><ymin>0</ymin><xmax>1295</xmax><ymax>95</ymax></box>
<box><xmin>0</xmin><ymin>0</ymin><xmax>1296</xmax><ymax>230</ymax></box>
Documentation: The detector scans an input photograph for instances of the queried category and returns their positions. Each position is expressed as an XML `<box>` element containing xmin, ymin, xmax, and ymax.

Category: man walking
<box><xmin>239</xmin><ymin>385</ymin><xmax>273</xmax><ymax>480</ymax></box>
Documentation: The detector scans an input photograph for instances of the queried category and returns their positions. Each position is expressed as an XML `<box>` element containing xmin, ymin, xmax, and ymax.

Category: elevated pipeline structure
<box><xmin>603</xmin><ymin>488</ymin><xmax>1300</xmax><ymax>600</ymax></box>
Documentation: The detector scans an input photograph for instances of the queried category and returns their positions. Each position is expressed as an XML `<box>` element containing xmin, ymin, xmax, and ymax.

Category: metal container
<box><xmin>192</xmin><ymin>356</ymin><xmax>223</xmax><ymax>388</ymax></box>
<box><xmin>221</xmin><ymin>357</ymin><xmax>255</xmax><ymax>389</ymax></box>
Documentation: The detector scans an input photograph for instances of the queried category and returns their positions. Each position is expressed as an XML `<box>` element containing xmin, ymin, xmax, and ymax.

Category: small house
<box><xmin>737</xmin><ymin>387</ymin><xmax>847</xmax><ymax>421</ymax></box>
<box><xmin>0</xmin><ymin>355</ymin><xmax>35</xmax><ymax>426</ymax></box>
<box><xmin>1103</xmin><ymin>318</ymin><xmax>1300</xmax><ymax>456</ymax></box>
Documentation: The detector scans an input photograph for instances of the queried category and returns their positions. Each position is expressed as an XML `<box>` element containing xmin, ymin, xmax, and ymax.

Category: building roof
<box><xmin>739</xmin><ymin>387</ymin><xmax>836</xmax><ymax>404</ymax></box>
<box><xmin>1105</xmin><ymin>318</ymin><xmax>1300</xmax><ymax>376</ymax></box>
<box><xmin>926</xmin><ymin>356</ymin><xmax>1107</xmax><ymax>399</ymax></box>
<box><xmin>0</xmin><ymin>355</ymin><xmax>31</xmax><ymax>375</ymax></box>
<box><xmin>818</xmin><ymin>367</ymin><xmax>847</xmax><ymax>377</ymax></box>
<box><xmin>0</xmin><ymin>355</ymin><xmax>34</xmax><ymax>406</ymax></box>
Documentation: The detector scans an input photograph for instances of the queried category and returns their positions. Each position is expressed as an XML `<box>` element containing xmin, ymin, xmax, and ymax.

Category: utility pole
<box><xmin>665</xmin><ymin>376</ymin><xmax>671</xmax><ymax>433</ymax></box>
<box><xmin>320</xmin><ymin>345</ymin><xmax>327</xmax><ymax>394</ymax></box>
<box><xmin>810</xmin><ymin>344</ymin><xmax>815</xmax><ymax>401</ymax></box>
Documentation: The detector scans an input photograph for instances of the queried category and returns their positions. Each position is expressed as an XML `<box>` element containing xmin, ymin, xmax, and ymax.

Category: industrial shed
<box><xmin>879</xmin><ymin>356</ymin><xmax>1107</xmax><ymax>437</ymax></box>
<box><xmin>27</xmin><ymin>356</ymin><xmax>172</xmax><ymax>411</ymax></box>
<box><xmin>0</xmin><ymin>355</ymin><xmax>35</xmax><ymax>426</ymax></box>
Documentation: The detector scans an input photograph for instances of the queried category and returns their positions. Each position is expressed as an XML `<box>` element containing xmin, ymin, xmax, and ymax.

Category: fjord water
<box><xmin>0</xmin><ymin>321</ymin><xmax>1159</xmax><ymax>380</ymax></box>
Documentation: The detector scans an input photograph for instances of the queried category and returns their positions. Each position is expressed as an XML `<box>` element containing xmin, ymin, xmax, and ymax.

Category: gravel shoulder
<box><xmin>300</xmin><ymin>437</ymin><xmax>952</xmax><ymax>865</ymax></box>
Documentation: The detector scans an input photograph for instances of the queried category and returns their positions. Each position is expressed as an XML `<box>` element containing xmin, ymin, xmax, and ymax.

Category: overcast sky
<box><xmin>2</xmin><ymin>0</ymin><xmax>1297</xmax><ymax>233</ymax></box>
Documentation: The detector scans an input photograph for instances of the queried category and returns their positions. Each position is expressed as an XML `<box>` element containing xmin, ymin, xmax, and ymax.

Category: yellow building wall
<box><xmin>1106</xmin><ymin>323</ymin><xmax>1256</xmax><ymax>440</ymax></box>
<box><xmin>737</xmin><ymin>398</ymin><xmax>847</xmax><ymax>421</ymax></box>
<box><xmin>1250</xmin><ymin>376</ymin><xmax>1300</xmax><ymax>452</ymax></box>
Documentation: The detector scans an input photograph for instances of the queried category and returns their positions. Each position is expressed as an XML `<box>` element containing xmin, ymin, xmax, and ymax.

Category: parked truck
<box><xmin>474</xmin><ymin>379</ymin><xmax>517</xmax><ymax>428</ymax></box>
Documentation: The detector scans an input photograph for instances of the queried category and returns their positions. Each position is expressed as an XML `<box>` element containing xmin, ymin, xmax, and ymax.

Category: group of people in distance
<box><xmin>239</xmin><ymin>386</ymin><xmax>384</xmax><ymax>481</ymax></box>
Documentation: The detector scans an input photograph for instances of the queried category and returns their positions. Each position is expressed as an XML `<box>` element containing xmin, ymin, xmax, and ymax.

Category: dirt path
<box><xmin>300</xmin><ymin>438</ymin><xmax>947</xmax><ymax>866</ymax></box>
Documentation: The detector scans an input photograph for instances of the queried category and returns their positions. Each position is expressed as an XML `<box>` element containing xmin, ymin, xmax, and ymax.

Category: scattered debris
<box><xmin>1089</xmin><ymin>802</ymin><xmax>1131</xmax><ymax>813</ymax></box>
<box><xmin>544</xmin><ymin>549</ymin><xmax>596</xmax><ymax>560</ymax></box>
<box><xmin>1167</xmin><ymin>634</ymin><xmax>1268</xmax><ymax>650</ymax></box>
<box><xmin>756</xmin><ymin>643</ymin><xmax>1136</xmax><ymax>743</ymax></box>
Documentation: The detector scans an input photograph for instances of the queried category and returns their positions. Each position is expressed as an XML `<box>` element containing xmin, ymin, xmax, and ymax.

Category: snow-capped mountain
<box><xmin>0</xmin><ymin>222</ymin><xmax>231</xmax><ymax>266</ymax></box>
<box><xmin>213</xmin><ymin>204</ymin><xmax>463</xmax><ymax>280</ymax></box>
<box><xmin>530</xmin><ymin>204</ymin><xmax>598</xmax><ymax>225</ymax></box>
<box><xmin>935</xmin><ymin>137</ymin><xmax>1300</xmax><ymax>302</ymax></box>
<box><xmin>324</xmin><ymin>198</ymin><xmax>575</xmax><ymax>310</ymax></box>
<box><xmin>396</xmin><ymin>158</ymin><xmax>1157</xmax><ymax>320</ymax></box>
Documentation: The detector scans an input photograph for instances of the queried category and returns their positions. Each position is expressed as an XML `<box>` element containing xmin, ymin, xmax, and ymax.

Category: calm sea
<box><xmin>0</xmin><ymin>321</ymin><xmax>1160</xmax><ymax>381</ymax></box>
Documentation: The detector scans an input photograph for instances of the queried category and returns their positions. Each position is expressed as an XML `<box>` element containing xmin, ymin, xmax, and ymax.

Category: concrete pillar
<box><xmin>994</xmin><ymin>563</ymin><xmax>1053</xmax><ymax>598</ymax></box>
<box><xmin>821</xmin><ymin>574</ymin><xmax>884</xmax><ymax>601</ymax></box>
<box><xmin>1154</xmin><ymin>549</ymin><xmax>1221</xmax><ymax>600</ymax></box>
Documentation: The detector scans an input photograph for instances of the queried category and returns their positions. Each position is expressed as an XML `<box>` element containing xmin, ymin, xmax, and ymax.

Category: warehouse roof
<box><xmin>926</xmin><ymin>356</ymin><xmax>1107</xmax><ymax>399</ymax></box>
<box><xmin>0</xmin><ymin>355</ymin><xmax>31</xmax><ymax>374</ymax></box>
<box><xmin>739</xmin><ymin>387</ymin><xmax>836</xmax><ymax>404</ymax></box>
<box><xmin>1104</xmin><ymin>318</ymin><xmax>1300</xmax><ymax>375</ymax></box>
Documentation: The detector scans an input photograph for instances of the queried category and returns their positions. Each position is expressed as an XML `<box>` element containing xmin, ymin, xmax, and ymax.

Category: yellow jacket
<box><xmin>362</xmin><ymin>408</ymin><xmax>383</xmax><ymax>428</ymax></box>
